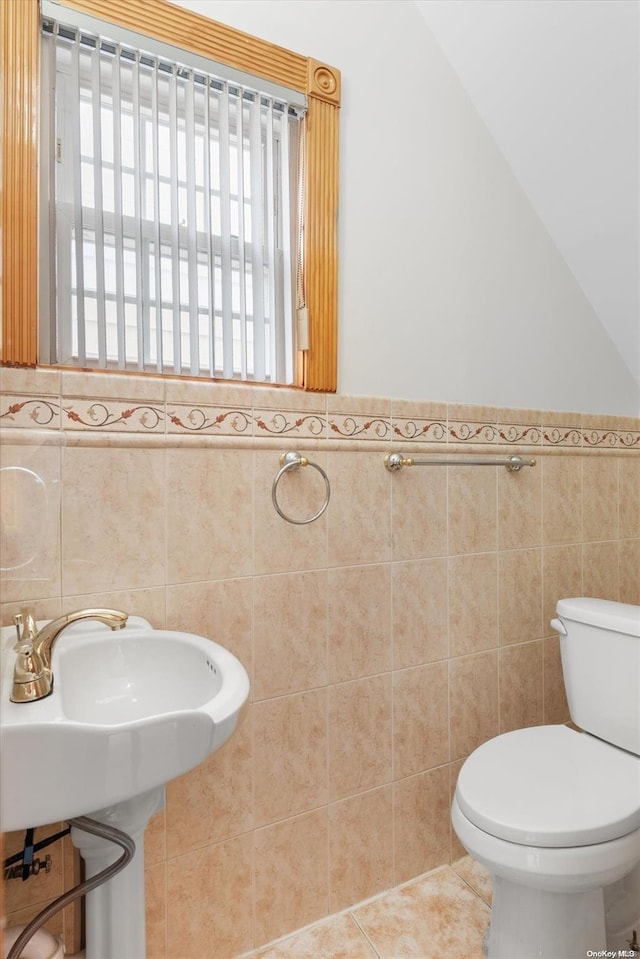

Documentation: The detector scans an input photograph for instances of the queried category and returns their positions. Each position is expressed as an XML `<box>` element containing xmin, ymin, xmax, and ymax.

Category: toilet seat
<box><xmin>455</xmin><ymin>725</ymin><xmax>640</xmax><ymax>848</ymax></box>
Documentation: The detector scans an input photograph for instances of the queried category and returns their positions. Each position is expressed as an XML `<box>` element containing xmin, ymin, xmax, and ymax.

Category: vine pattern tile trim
<box><xmin>1</xmin><ymin>396</ymin><xmax>61</xmax><ymax>429</ymax></box>
<box><xmin>167</xmin><ymin>406</ymin><xmax>253</xmax><ymax>435</ymax></box>
<box><xmin>62</xmin><ymin>401</ymin><xmax>165</xmax><ymax>431</ymax></box>
<box><xmin>0</xmin><ymin>386</ymin><xmax>638</xmax><ymax>452</ymax></box>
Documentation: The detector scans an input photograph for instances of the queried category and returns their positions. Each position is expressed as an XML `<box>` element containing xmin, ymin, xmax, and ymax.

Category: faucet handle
<box><xmin>13</xmin><ymin>607</ymin><xmax>38</xmax><ymax>650</ymax></box>
<box><xmin>10</xmin><ymin>608</ymin><xmax>51</xmax><ymax>703</ymax></box>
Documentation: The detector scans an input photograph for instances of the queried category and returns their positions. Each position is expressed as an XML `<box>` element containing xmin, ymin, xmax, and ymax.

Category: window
<box><xmin>1</xmin><ymin>0</ymin><xmax>340</xmax><ymax>391</ymax></box>
<box><xmin>41</xmin><ymin>11</ymin><xmax>303</xmax><ymax>382</ymax></box>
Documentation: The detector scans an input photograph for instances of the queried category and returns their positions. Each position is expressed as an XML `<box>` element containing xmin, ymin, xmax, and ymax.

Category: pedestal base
<box><xmin>70</xmin><ymin>787</ymin><xmax>164</xmax><ymax>959</ymax></box>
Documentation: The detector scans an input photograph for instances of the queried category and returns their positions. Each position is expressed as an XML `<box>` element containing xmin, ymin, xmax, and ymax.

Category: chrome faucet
<box><xmin>10</xmin><ymin>607</ymin><xmax>128</xmax><ymax>703</ymax></box>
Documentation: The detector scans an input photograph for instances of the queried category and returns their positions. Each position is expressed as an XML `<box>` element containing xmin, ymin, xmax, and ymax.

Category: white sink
<box><xmin>0</xmin><ymin>616</ymin><xmax>250</xmax><ymax>832</ymax></box>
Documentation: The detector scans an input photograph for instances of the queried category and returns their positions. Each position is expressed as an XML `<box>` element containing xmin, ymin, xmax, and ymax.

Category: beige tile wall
<box><xmin>1</xmin><ymin>368</ymin><xmax>639</xmax><ymax>957</ymax></box>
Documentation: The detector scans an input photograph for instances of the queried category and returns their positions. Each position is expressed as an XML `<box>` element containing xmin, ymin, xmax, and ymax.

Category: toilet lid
<box><xmin>455</xmin><ymin>725</ymin><xmax>640</xmax><ymax>847</ymax></box>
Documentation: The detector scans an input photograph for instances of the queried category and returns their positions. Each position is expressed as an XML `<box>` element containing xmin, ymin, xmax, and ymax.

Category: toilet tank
<box><xmin>552</xmin><ymin>598</ymin><xmax>640</xmax><ymax>755</ymax></box>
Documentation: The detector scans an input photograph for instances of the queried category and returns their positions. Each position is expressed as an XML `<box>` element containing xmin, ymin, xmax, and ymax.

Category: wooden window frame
<box><xmin>1</xmin><ymin>0</ymin><xmax>339</xmax><ymax>391</ymax></box>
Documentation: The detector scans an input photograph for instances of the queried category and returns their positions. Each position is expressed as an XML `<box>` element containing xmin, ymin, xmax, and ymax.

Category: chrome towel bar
<box><xmin>384</xmin><ymin>452</ymin><xmax>536</xmax><ymax>473</ymax></box>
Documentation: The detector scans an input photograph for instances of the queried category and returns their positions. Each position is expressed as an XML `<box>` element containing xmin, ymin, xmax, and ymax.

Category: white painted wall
<box><xmin>172</xmin><ymin>0</ymin><xmax>639</xmax><ymax>416</ymax></box>
<box><xmin>416</xmin><ymin>0</ymin><xmax>640</xmax><ymax>388</ymax></box>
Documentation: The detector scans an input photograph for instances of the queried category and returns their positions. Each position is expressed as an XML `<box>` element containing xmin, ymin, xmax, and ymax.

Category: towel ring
<box><xmin>272</xmin><ymin>452</ymin><xmax>331</xmax><ymax>525</ymax></box>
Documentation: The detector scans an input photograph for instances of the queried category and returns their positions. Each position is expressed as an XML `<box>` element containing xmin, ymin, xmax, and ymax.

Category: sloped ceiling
<box><xmin>415</xmin><ymin>0</ymin><xmax>640</xmax><ymax>385</ymax></box>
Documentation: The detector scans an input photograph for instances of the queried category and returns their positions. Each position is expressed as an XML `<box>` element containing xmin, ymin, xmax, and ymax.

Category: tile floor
<box><xmin>248</xmin><ymin>856</ymin><xmax>492</xmax><ymax>959</ymax></box>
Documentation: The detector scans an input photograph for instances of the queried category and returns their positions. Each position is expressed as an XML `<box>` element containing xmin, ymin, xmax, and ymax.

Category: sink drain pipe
<box><xmin>6</xmin><ymin>817</ymin><xmax>135</xmax><ymax>959</ymax></box>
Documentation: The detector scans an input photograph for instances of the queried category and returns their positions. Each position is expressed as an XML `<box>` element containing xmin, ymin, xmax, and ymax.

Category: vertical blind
<box><xmin>40</xmin><ymin>14</ymin><xmax>306</xmax><ymax>383</ymax></box>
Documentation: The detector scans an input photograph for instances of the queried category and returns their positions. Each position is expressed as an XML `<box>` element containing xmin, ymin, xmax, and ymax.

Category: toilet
<box><xmin>451</xmin><ymin>597</ymin><xmax>640</xmax><ymax>959</ymax></box>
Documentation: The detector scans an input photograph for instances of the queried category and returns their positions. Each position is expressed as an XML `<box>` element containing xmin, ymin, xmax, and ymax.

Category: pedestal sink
<box><xmin>0</xmin><ymin>616</ymin><xmax>250</xmax><ymax>958</ymax></box>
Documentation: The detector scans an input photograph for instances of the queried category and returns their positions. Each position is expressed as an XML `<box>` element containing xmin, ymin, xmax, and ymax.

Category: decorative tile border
<box><xmin>542</xmin><ymin>425</ymin><xmax>583</xmax><ymax>447</ymax></box>
<box><xmin>619</xmin><ymin>429</ymin><xmax>640</xmax><ymax>450</ymax></box>
<box><xmin>168</xmin><ymin>405</ymin><xmax>253</xmax><ymax>436</ymax></box>
<box><xmin>327</xmin><ymin>396</ymin><xmax>391</xmax><ymax>442</ymax></box>
<box><xmin>0</xmin><ymin>396</ymin><xmax>61</xmax><ymax>429</ymax></box>
<box><xmin>583</xmin><ymin>429</ymin><xmax>619</xmax><ymax>449</ymax></box>
<box><xmin>448</xmin><ymin>420</ymin><xmax>500</xmax><ymax>445</ymax></box>
<box><xmin>0</xmin><ymin>373</ymin><xmax>638</xmax><ymax>453</ymax></box>
<box><xmin>255</xmin><ymin>408</ymin><xmax>326</xmax><ymax>440</ymax></box>
<box><xmin>328</xmin><ymin>414</ymin><xmax>391</xmax><ymax>441</ymax></box>
<box><xmin>62</xmin><ymin>400</ymin><xmax>165</xmax><ymax>432</ymax></box>
<box><xmin>497</xmin><ymin>424</ymin><xmax>542</xmax><ymax>446</ymax></box>
<box><xmin>391</xmin><ymin>417</ymin><xmax>447</xmax><ymax>444</ymax></box>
